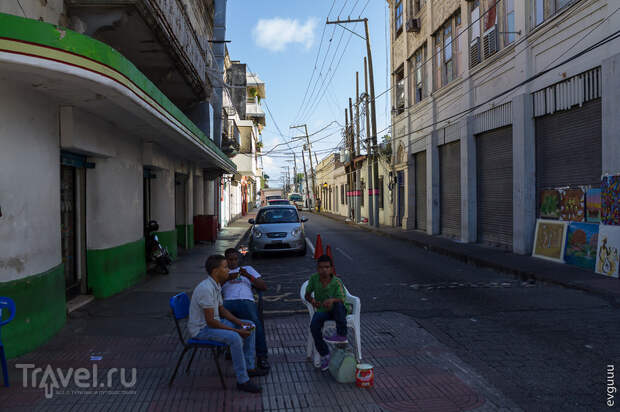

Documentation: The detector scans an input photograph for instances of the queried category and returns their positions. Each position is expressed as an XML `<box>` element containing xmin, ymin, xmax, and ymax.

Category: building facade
<box><xmin>387</xmin><ymin>0</ymin><xmax>620</xmax><ymax>255</ymax></box>
<box><xmin>0</xmin><ymin>1</ymin><xmax>239</xmax><ymax>358</ymax></box>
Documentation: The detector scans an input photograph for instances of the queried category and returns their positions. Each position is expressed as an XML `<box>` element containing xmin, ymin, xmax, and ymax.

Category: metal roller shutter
<box><xmin>535</xmin><ymin>99</ymin><xmax>602</xmax><ymax>192</ymax></box>
<box><xmin>476</xmin><ymin>126</ymin><xmax>513</xmax><ymax>249</ymax></box>
<box><xmin>414</xmin><ymin>151</ymin><xmax>427</xmax><ymax>230</ymax></box>
<box><xmin>440</xmin><ymin>141</ymin><xmax>461</xmax><ymax>238</ymax></box>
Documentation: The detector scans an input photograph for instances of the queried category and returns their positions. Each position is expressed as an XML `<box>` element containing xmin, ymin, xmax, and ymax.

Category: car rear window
<box><xmin>256</xmin><ymin>208</ymin><xmax>299</xmax><ymax>224</ymax></box>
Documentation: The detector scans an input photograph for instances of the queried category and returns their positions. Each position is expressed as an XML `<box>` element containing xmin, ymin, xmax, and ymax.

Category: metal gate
<box><xmin>535</xmin><ymin>99</ymin><xmax>602</xmax><ymax>193</ymax></box>
<box><xmin>440</xmin><ymin>141</ymin><xmax>461</xmax><ymax>239</ymax></box>
<box><xmin>414</xmin><ymin>151</ymin><xmax>427</xmax><ymax>230</ymax></box>
<box><xmin>476</xmin><ymin>126</ymin><xmax>513</xmax><ymax>248</ymax></box>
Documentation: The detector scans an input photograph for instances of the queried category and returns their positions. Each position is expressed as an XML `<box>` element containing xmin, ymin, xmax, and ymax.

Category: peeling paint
<box><xmin>0</xmin><ymin>257</ymin><xmax>26</xmax><ymax>273</ymax></box>
<box><xmin>55</xmin><ymin>27</ymin><xmax>66</xmax><ymax>40</ymax></box>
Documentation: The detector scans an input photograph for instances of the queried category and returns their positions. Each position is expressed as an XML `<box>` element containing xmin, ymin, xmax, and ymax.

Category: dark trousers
<box><xmin>310</xmin><ymin>302</ymin><xmax>347</xmax><ymax>357</ymax></box>
<box><xmin>223</xmin><ymin>299</ymin><xmax>268</xmax><ymax>358</ymax></box>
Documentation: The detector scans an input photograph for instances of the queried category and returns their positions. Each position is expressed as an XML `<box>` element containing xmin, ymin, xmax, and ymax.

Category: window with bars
<box><xmin>409</xmin><ymin>43</ymin><xmax>427</xmax><ymax>104</ymax></box>
<box><xmin>433</xmin><ymin>11</ymin><xmax>460</xmax><ymax>90</ymax></box>
<box><xmin>395</xmin><ymin>0</ymin><xmax>403</xmax><ymax>35</ymax></box>
<box><xmin>394</xmin><ymin>66</ymin><xmax>406</xmax><ymax>114</ymax></box>
<box><xmin>534</xmin><ymin>0</ymin><xmax>576</xmax><ymax>27</ymax></box>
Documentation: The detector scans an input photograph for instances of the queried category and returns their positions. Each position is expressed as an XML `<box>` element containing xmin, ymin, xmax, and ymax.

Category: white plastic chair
<box><xmin>300</xmin><ymin>279</ymin><xmax>362</xmax><ymax>366</ymax></box>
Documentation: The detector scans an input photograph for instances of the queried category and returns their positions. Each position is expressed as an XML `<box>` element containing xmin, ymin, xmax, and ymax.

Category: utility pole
<box><xmin>293</xmin><ymin>152</ymin><xmax>298</xmax><ymax>192</ymax></box>
<box><xmin>364</xmin><ymin>56</ymin><xmax>374</xmax><ymax>226</ymax></box>
<box><xmin>327</xmin><ymin>17</ymin><xmax>379</xmax><ymax>227</ymax></box>
<box><xmin>290</xmin><ymin>124</ymin><xmax>316</xmax><ymax>209</ymax></box>
<box><xmin>301</xmin><ymin>148</ymin><xmax>310</xmax><ymax>209</ymax></box>
<box><xmin>345</xmin><ymin>107</ymin><xmax>352</xmax><ymax>219</ymax></box>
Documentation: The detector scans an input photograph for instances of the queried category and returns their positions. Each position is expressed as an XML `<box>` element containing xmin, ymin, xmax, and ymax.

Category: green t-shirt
<box><xmin>306</xmin><ymin>273</ymin><xmax>351</xmax><ymax>313</ymax></box>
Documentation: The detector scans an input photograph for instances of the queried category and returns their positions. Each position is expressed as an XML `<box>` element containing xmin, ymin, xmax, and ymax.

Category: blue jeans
<box><xmin>194</xmin><ymin>319</ymin><xmax>255</xmax><ymax>384</ymax></box>
<box><xmin>223</xmin><ymin>299</ymin><xmax>267</xmax><ymax>358</ymax></box>
<box><xmin>310</xmin><ymin>302</ymin><xmax>347</xmax><ymax>357</ymax></box>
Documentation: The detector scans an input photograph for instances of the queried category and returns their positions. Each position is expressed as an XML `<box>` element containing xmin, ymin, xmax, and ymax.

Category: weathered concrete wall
<box><xmin>0</xmin><ymin>81</ymin><xmax>61</xmax><ymax>282</ymax></box>
<box><xmin>81</xmin><ymin>110</ymin><xmax>143</xmax><ymax>250</ymax></box>
<box><xmin>0</xmin><ymin>0</ymin><xmax>68</xmax><ymax>26</ymax></box>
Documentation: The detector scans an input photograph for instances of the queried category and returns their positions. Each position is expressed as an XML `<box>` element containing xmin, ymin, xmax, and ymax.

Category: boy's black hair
<box><xmin>317</xmin><ymin>254</ymin><xmax>333</xmax><ymax>266</ymax></box>
<box><xmin>205</xmin><ymin>254</ymin><xmax>226</xmax><ymax>274</ymax></box>
<box><xmin>224</xmin><ymin>248</ymin><xmax>238</xmax><ymax>257</ymax></box>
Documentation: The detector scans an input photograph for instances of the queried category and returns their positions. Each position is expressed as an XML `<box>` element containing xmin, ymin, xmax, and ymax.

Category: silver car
<box><xmin>248</xmin><ymin>205</ymin><xmax>308</xmax><ymax>257</ymax></box>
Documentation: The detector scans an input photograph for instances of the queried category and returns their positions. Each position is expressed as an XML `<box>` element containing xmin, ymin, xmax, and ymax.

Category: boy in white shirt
<box><xmin>222</xmin><ymin>248</ymin><xmax>270</xmax><ymax>370</ymax></box>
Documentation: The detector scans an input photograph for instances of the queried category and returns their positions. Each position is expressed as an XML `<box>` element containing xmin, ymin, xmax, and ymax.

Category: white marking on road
<box><xmin>306</xmin><ymin>237</ymin><xmax>315</xmax><ymax>256</ymax></box>
<box><xmin>336</xmin><ymin>247</ymin><xmax>353</xmax><ymax>261</ymax></box>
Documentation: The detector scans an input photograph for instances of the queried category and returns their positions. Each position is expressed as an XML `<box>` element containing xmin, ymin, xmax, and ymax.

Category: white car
<box><xmin>248</xmin><ymin>205</ymin><xmax>308</xmax><ymax>257</ymax></box>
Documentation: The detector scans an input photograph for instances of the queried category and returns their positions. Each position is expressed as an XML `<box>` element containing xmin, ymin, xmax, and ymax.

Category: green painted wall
<box><xmin>87</xmin><ymin>238</ymin><xmax>146</xmax><ymax>299</ymax></box>
<box><xmin>176</xmin><ymin>225</ymin><xmax>194</xmax><ymax>249</ymax></box>
<box><xmin>155</xmin><ymin>230</ymin><xmax>178</xmax><ymax>260</ymax></box>
<box><xmin>0</xmin><ymin>264</ymin><xmax>66</xmax><ymax>359</ymax></box>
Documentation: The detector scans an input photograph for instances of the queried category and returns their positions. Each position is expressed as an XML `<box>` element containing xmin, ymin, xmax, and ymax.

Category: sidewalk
<box><xmin>314</xmin><ymin>211</ymin><xmax>620</xmax><ymax>301</ymax></box>
<box><xmin>0</xmin><ymin>211</ymin><xmax>520</xmax><ymax>411</ymax></box>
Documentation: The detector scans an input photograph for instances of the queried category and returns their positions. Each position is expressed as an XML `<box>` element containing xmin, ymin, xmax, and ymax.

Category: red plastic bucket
<box><xmin>356</xmin><ymin>363</ymin><xmax>374</xmax><ymax>388</ymax></box>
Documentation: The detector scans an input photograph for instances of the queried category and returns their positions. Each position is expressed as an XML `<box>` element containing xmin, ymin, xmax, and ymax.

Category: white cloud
<box><xmin>253</xmin><ymin>17</ymin><xmax>317</xmax><ymax>52</ymax></box>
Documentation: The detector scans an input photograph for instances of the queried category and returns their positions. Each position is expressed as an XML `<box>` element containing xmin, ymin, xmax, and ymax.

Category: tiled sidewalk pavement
<box><xmin>1</xmin><ymin>313</ymin><xmax>519</xmax><ymax>411</ymax></box>
<box><xmin>0</xmin><ymin>211</ymin><xmax>520</xmax><ymax>411</ymax></box>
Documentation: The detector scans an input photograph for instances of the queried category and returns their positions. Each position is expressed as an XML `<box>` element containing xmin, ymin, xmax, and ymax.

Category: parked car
<box><xmin>267</xmin><ymin>199</ymin><xmax>290</xmax><ymax>205</ymax></box>
<box><xmin>288</xmin><ymin>193</ymin><xmax>303</xmax><ymax>210</ymax></box>
<box><xmin>248</xmin><ymin>205</ymin><xmax>308</xmax><ymax>256</ymax></box>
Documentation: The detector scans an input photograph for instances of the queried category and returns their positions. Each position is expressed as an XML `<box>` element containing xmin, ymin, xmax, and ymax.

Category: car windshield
<box><xmin>256</xmin><ymin>208</ymin><xmax>299</xmax><ymax>224</ymax></box>
<box><xmin>269</xmin><ymin>200</ymin><xmax>289</xmax><ymax>205</ymax></box>
<box><xmin>266</xmin><ymin>195</ymin><xmax>281</xmax><ymax>200</ymax></box>
<box><xmin>289</xmin><ymin>194</ymin><xmax>302</xmax><ymax>202</ymax></box>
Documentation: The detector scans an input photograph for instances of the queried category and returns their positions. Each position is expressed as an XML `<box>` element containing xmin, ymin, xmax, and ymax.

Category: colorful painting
<box><xmin>602</xmin><ymin>175</ymin><xmax>620</xmax><ymax>225</ymax></box>
<box><xmin>564</xmin><ymin>222</ymin><xmax>599</xmax><ymax>270</ymax></box>
<box><xmin>595</xmin><ymin>224</ymin><xmax>620</xmax><ymax>278</ymax></box>
<box><xmin>560</xmin><ymin>188</ymin><xmax>585</xmax><ymax>222</ymax></box>
<box><xmin>586</xmin><ymin>187</ymin><xmax>601</xmax><ymax>223</ymax></box>
<box><xmin>540</xmin><ymin>189</ymin><xmax>561</xmax><ymax>219</ymax></box>
<box><xmin>532</xmin><ymin>219</ymin><xmax>568</xmax><ymax>263</ymax></box>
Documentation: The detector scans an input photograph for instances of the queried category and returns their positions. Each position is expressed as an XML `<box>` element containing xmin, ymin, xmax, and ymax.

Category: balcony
<box><xmin>246</xmin><ymin>72</ymin><xmax>266</xmax><ymax>126</ymax></box>
<box><xmin>67</xmin><ymin>0</ymin><xmax>213</xmax><ymax>109</ymax></box>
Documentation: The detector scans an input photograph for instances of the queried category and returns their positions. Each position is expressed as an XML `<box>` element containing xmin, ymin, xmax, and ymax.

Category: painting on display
<box><xmin>602</xmin><ymin>175</ymin><xmax>620</xmax><ymax>225</ymax></box>
<box><xmin>560</xmin><ymin>188</ymin><xmax>585</xmax><ymax>222</ymax></box>
<box><xmin>540</xmin><ymin>189</ymin><xmax>561</xmax><ymax>219</ymax></box>
<box><xmin>586</xmin><ymin>187</ymin><xmax>601</xmax><ymax>223</ymax></box>
<box><xmin>595</xmin><ymin>224</ymin><xmax>620</xmax><ymax>278</ymax></box>
<box><xmin>564</xmin><ymin>222</ymin><xmax>599</xmax><ymax>270</ymax></box>
<box><xmin>532</xmin><ymin>219</ymin><xmax>568</xmax><ymax>263</ymax></box>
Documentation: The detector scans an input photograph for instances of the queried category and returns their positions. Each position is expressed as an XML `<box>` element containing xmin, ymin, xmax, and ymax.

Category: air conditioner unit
<box><xmin>406</xmin><ymin>18</ymin><xmax>421</xmax><ymax>33</ymax></box>
<box><xmin>470</xmin><ymin>36</ymin><xmax>481</xmax><ymax>68</ymax></box>
<box><xmin>483</xmin><ymin>25</ymin><xmax>498</xmax><ymax>59</ymax></box>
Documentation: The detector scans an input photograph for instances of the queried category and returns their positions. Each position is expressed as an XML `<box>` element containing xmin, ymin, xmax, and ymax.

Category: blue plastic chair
<box><xmin>0</xmin><ymin>297</ymin><xmax>16</xmax><ymax>387</ymax></box>
<box><xmin>168</xmin><ymin>293</ymin><xmax>227</xmax><ymax>388</ymax></box>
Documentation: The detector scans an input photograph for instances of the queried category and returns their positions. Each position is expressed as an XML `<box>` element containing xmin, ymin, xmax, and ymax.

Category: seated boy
<box><xmin>304</xmin><ymin>254</ymin><xmax>350</xmax><ymax>371</ymax></box>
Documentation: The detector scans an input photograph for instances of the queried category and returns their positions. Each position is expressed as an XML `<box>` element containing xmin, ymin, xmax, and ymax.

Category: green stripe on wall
<box><xmin>155</xmin><ymin>230</ymin><xmax>178</xmax><ymax>260</ymax></box>
<box><xmin>176</xmin><ymin>225</ymin><xmax>195</xmax><ymax>249</ymax></box>
<box><xmin>0</xmin><ymin>12</ymin><xmax>235</xmax><ymax>171</ymax></box>
<box><xmin>87</xmin><ymin>238</ymin><xmax>146</xmax><ymax>299</ymax></box>
<box><xmin>0</xmin><ymin>264</ymin><xmax>66</xmax><ymax>359</ymax></box>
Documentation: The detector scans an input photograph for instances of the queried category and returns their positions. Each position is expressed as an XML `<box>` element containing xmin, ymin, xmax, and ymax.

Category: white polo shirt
<box><xmin>221</xmin><ymin>266</ymin><xmax>261</xmax><ymax>302</ymax></box>
<box><xmin>187</xmin><ymin>276</ymin><xmax>223</xmax><ymax>337</ymax></box>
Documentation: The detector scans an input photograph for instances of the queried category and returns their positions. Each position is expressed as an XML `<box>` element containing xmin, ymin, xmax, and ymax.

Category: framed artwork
<box><xmin>595</xmin><ymin>224</ymin><xmax>620</xmax><ymax>278</ymax></box>
<box><xmin>602</xmin><ymin>175</ymin><xmax>620</xmax><ymax>225</ymax></box>
<box><xmin>560</xmin><ymin>188</ymin><xmax>585</xmax><ymax>222</ymax></box>
<box><xmin>532</xmin><ymin>219</ymin><xmax>568</xmax><ymax>263</ymax></box>
<box><xmin>586</xmin><ymin>187</ymin><xmax>601</xmax><ymax>223</ymax></box>
<box><xmin>564</xmin><ymin>222</ymin><xmax>599</xmax><ymax>270</ymax></box>
<box><xmin>540</xmin><ymin>189</ymin><xmax>561</xmax><ymax>219</ymax></box>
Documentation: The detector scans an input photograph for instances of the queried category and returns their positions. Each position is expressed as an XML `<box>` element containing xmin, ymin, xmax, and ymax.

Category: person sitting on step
<box><xmin>304</xmin><ymin>254</ymin><xmax>350</xmax><ymax>371</ymax></box>
<box><xmin>222</xmin><ymin>248</ymin><xmax>270</xmax><ymax>370</ymax></box>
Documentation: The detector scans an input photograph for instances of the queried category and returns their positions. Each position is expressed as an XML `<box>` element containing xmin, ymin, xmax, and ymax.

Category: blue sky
<box><xmin>226</xmin><ymin>0</ymin><xmax>391</xmax><ymax>185</ymax></box>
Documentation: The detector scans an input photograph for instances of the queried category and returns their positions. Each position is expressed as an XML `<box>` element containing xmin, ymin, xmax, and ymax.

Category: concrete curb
<box><xmin>310</xmin><ymin>211</ymin><xmax>620</xmax><ymax>302</ymax></box>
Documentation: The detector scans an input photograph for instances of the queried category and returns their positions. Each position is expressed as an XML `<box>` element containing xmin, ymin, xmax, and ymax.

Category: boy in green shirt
<box><xmin>304</xmin><ymin>255</ymin><xmax>349</xmax><ymax>370</ymax></box>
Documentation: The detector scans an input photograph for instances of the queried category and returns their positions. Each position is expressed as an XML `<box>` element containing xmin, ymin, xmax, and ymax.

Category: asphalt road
<box><xmin>238</xmin><ymin>212</ymin><xmax>620</xmax><ymax>411</ymax></box>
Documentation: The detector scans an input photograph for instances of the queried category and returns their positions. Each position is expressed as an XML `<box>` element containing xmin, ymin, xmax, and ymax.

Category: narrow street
<box><xmin>244</xmin><ymin>213</ymin><xmax>620</xmax><ymax>411</ymax></box>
